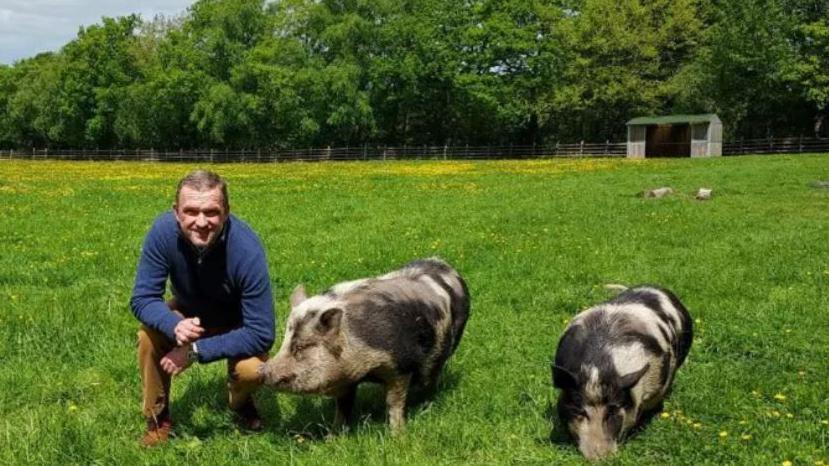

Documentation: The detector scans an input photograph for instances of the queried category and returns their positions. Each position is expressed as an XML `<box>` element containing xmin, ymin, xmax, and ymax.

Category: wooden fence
<box><xmin>0</xmin><ymin>142</ymin><xmax>625</xmax><ymax>162</ymax></box>
<box><xmin>722</xmin><ymin>137</ymin><xmax>829</xmax><ymax>155</ymax></box>
<box><xmin>0</xmin><ymin>137</ymin><xmax>827</xmax><ymax>162</ymax></box>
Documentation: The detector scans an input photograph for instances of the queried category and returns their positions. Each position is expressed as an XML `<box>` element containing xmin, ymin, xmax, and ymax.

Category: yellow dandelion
<box><xmin>820</xmin><ymin>420</ymin><xmax>828</xmax><ymax>425</ymax></box>
<box><xmin>798</xmin><ymin>371</ymin><xmax>806</xmax><ymax>376</ymax></box>
<box><xmin>739</xmin><ymin>420</ymin><xmax>748</xmax><ymax>425</ymax></box>
<box><xmin>660</xmin><ymin>412</ymin><xmax>671</xmax><ymax>419</ymax></box>
<box><xmin>751</xmin><ymin>390</ymin><xmax>761</xmax><ymax>396</ymax></box>
<box><xmin>719</xmin><ymin>431</ymin><xmax>728</xmax><ymax>438</ymax></box>
<box><xmin>693</xmin><ymin>422</ymin><xmax>702</xmax><ymax>429</ymax></box>
<box><xmin>815</xmin><ymin>461</ymin><xmax>824</xmax><ymax>466</ymax></box>
<box><xmin>782</xmin><ymin>461</ymin><xmax>792</xmax><ymax>466</ymax></box>
<box><xmin>68</xmin><ymin>404</ymin><xmax>78</xmax><ymax>412</ymax></box>
<box><xmin>786</xmin><ymin>413</ymin><xmax>794</xmax><ymax>419</ymax></box>
<box><xmin>774</xmin><ymin>393</ymin><xmax>787</xmax><ymax>402</ymax></box>
<box><xmin>741</xmin><ymin>434</ymin><xmax>752</xmax><ymax>441</ymax></box>
<box><xmin>695</xmin><ymin>318</ymin><xmax>702</xmax><ymax>325</ymax></box>
<box><xmin>771</xmin><ymin>410</ymin><xmax>782</xmax><ymax>418</ymax></box>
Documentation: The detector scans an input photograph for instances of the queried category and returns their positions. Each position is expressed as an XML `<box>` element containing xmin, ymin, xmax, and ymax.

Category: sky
<box><xmin>0</xmin><ymin>1</ymin><xmax>195</xmax><ymax>65</ymax></box>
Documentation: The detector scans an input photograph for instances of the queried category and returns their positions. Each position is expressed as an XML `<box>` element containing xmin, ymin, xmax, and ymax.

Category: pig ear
<box><xmin>552</xmin><ymin>364</ymin><xmax>578</xmax><ymax>389</ymax></box>
<box><xmin>290</xmin><ymin>284</ymin><xmax>308</xmax><ymax>308</ymax></box>
<box><xmin>315</xmin><ymin>308</ymin><xmax>343</xmax><ymax>336</ymax></box>
<box><xmin>619</xmin><ymin>363</ymin><xmax>650</xmax><ymax>390</ymax></box>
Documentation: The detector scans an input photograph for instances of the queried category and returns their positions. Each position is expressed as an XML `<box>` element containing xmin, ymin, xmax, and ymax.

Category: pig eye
<box><xmin>606</xmin><ymin>404</ymin><xmax>621</xmax><ymax>416</ymax></box>
<box><xmin>292</xmin><ymin>342</ymin><xmax>316</xmax><ymax>354</ymax></box>
<box><xmin>574</xmin><ymin>409</ymin><xmax>589</xmax><ymax>420</ymax></box>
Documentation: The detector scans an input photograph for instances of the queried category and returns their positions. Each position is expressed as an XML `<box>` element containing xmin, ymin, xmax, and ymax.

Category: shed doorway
<box><xmin>646</xmin><ymin>124</ymin><xmax>690</xmax><ymax>157</ymax></box>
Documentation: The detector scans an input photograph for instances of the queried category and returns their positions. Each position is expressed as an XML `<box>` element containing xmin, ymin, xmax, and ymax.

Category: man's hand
<box><xmin>160</xmin><ymin>344</ymin><xmax>194</xmax><ymax>376</ymax></box>
<box><xmin>174</xmin><ymin>317</ymin><xmax>204</xmax><ymax>346</ymax></box>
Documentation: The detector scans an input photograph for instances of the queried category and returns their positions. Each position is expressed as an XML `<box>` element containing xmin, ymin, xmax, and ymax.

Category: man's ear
<box><xmin>315</xmin><ymin>308</ymin><xmax>343</xmax><ymax>336</ymax></box>
<box><xmin>290</xmin><ymin>284</ymin><xmax>308</xmax><ymax>308</ymax></box>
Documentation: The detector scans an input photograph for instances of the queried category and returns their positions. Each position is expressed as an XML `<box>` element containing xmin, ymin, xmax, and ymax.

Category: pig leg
<box><xmin>333</xmin><ymin>384</ymin><xmax>358</xmax><ymax>431</ymax></box>
<box><xmin>385</xmin><ymin>374</ymin><xmax>411</xmax><ymax>435</ymax></box>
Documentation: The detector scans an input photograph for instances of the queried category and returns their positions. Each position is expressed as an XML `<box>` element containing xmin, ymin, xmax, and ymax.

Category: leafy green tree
<box><xmin>542</xmin><ymin>0</ymin><xmax>702</xmax><ymax>141</ymax></box>
<box><xmin>40</xmin><ymin>16</ymin><xmax>143</xmax><ymax>147</ymax></box>
<box><xmin>0</xmin><ymin>65</ymin><xmax>14</xmax><ymax>146</ymax></box>
<box><xmin>790</xmin><ymin>19</ymin><xmax>829</xmax><ymax>136</ymax></box>
<box><xmin>0</xmin><ymin>0</ymin><xmax>826</xmax><ymax>149</ymax></box>
<box><xmin>3</xmin><ymin>53</ymin><xmax>64</xmax><ymax>148</ymax></box>
<box><xmin>676</xmin><ymin>0</ymin><xmax>817</xmax><ymax>139</ymax></box>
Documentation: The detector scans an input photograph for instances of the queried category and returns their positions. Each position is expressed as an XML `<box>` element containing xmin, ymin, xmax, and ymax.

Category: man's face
<box><xmin>173</xmin><ymin>186</ymin><xmax>229</xmax><ymax>249</ymax></box>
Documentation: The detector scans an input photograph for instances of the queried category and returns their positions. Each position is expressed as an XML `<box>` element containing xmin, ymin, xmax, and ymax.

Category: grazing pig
<box><xmin>552</xmin><ymin>285</ymin><xmax>693</xmax><ymax>460</ymax></box>
<box><xmin>259</xmin><ymin>258</ymin><xmax>470</xmax><ymax>433</ymax></box>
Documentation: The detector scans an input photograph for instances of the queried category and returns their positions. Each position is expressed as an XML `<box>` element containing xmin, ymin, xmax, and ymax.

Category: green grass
<box><xmin>1</xmin><ymin>155</ymin><xmax>828</xmax><ymax>465</ymax></box>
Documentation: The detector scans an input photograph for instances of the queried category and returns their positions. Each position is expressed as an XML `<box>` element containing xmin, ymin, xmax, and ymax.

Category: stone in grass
<box><xmin>811</xmin><ymin>180</ymin><xmax>829</xmax><ymax>189</ymax></box>
<box><xmin>640</xmin><ymin>187</ymin><xmax>673</xmax><ymax>198</ymax></box>
<box><xmin>695</xmin><ymin>188</ymin><xmax>713</xmax><ymax>200</ymax></box>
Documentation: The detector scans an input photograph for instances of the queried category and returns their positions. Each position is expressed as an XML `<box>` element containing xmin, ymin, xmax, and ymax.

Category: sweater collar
<box><xmin>179</xmin><ymin>216</ymin><xmax>230</xmax><ymax>261</ymax></box>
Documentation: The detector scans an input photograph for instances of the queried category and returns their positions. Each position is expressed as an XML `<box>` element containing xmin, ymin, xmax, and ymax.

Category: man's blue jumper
<box><xmin>130</xmin><ymin>211</ymin><xmax>275</xmax><ymax>363</ymax></box>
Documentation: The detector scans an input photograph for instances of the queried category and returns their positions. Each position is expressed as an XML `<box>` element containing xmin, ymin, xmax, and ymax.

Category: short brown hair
<box><xmin>175</xmin><ymin>170</ymin><xmax>229</xmax><ymax>208</ymax></box>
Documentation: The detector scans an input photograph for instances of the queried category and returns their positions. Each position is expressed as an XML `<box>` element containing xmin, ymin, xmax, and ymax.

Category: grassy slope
<box><xmin>0</xmin><ymin>155</ymin><xmax>827</xmax><ymax>465</ymax></box>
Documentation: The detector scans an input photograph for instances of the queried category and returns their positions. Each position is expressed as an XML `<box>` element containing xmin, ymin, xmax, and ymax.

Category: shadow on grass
<box><xmin>172</xmin><ymin>375</ymin><xmax>239</xmax><ymax>439</ymax></box>
<box><xmin>259</xmin><ymin>368</ymin><xmax>463</xmax><ymax>441</ymax></box>
<box><xmin>625</xmin><ymin>401</ymin><xmax>664</xmax><ymax>441</ymax></box>
<box><xmin>168</xmin><ymin>366</ymin><xmax>462</xmax><ymax>441</ymax></box>
<box><xmin>542</xmin><ymin>401</ymin><xmax>571</xmax><ymax>446</ymax></box>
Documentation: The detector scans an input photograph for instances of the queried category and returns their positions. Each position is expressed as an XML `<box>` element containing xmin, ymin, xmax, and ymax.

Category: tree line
<box><xmin>0</xmin><ymin>0</ymin><xmax>827</xmax><ymax>150</ymax></box>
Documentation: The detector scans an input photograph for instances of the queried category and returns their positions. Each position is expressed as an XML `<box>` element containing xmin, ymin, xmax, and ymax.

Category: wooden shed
<box><xmin>626</xmin><ymin>114</ymin><xmax>722</xmax><ymax>158</ymax></box>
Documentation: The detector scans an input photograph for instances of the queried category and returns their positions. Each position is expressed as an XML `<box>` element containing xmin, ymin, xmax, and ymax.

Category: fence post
<box><xmin>443</xmin><ymin>144</ymin><xmax>448</xmax><ymax>160</ymax></box>
<box><xmin>799</xmin><ymin>135</ymin><xmax>803</xmax><ymax>153</ymax></box>
<box><xmin>580</xmin><ymin>140</ymin><xmax>584</xmax><ymax>156</ymax></box>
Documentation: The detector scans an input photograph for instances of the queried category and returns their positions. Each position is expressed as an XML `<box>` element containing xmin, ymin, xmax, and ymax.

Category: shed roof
<box><xmin>626</xmin><ymin>114</ymin><xmax>720</xmax><ymax>126</ymax></box>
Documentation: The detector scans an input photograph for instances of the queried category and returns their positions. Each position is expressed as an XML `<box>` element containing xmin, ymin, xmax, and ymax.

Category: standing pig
<box><xmin>259</xmin><ymin>258</ymin><xmax>470</xmax><ymax>433</ymax></box>
<box><xmin>552</xmin><ymin>285</ymin><xmax>693</xmax><ymax>460</ymax></box>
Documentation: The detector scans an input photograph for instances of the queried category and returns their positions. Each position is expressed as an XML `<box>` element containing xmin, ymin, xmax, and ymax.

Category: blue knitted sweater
<box><xmin>130</xmin><ymin>211</ymin><xmax>275</xmax><ymax>363</ymax></box>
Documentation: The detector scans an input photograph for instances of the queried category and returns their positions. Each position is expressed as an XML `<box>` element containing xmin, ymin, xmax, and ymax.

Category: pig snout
<box><xmin>258</xmin><ymin>361</ymin><xmax>296</xmax><ymax>387</ymax></box>
<box><xmin>579</xmin><ymin>438</ymin><xmax>618</xmax><ymax>462</ymax></box>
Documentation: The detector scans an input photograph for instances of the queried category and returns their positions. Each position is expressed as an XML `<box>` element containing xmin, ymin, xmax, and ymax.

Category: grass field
<box><xmin>1</xmin><ymin>155</ymin><xmax>828</xmax><ymax>465</ymax></box>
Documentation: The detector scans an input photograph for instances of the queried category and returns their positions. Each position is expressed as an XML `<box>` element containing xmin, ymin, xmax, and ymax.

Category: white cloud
<box><xmin>0</xmin><ymin>1</ymin><xmax>194</xmax><ymax>64</ymax></box>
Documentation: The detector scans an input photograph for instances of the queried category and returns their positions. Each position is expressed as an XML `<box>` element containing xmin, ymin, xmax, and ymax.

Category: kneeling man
<box><xmin>130</xmin><ymin>169</ymin><xmax>275</xmax><ymax>446</ymax></box>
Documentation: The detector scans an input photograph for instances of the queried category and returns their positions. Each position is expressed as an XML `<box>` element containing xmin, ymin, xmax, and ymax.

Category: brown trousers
<box><xmin>137</xmin><ymin>308</ymin><xmax>268</xmax><ymax>420</ymax></box>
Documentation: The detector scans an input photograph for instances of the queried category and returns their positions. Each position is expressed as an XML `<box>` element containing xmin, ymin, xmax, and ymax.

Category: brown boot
<box><xmin>141</xmin><ymin>417</ymin><xmax>173</xmax><ymax>447</ymax></box>
<box><xmin>233</xmin><ymin>399</ymin><xmax>263</xmax><ymax>432</ymax></box>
